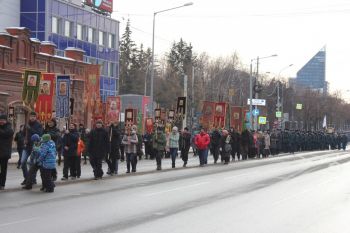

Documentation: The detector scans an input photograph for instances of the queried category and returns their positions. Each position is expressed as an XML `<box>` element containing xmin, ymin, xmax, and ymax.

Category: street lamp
<box><xmin>249</xmin><ymin>54</ymin><xmax>277</xmax><ymax>130</ymax></box>
<box><xmin>150</xmin><ymin>2</ymin><xmax>194</xmax><ymax>117</ymax></box>
<box><xmin>276</xmin><ymin>64</ymin><xmax>293</xmax><ymax>129</ymax></box>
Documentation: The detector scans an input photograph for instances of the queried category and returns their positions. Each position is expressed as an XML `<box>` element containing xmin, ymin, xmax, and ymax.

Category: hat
<box><xmin>41</xmin><ymin>134</ymin><xmax>51</xmax><ymax>142</ymax></box>
<box><xmin>29</xmin><ymin>111</ymin><xmax>37</xmax><ymax>116</ymax></box>
<box><xmin>31</xmin><ymin>134</ymin><xmax>41</xmax><ymax>143</ymax></box>
<box><xmin>0</xmin><ymin>114</ymin><xmax>7</xmax><ymax>121</ymax></box>
<box><xmin>172</xmin><ymin>126</ymin><xmax>178</xmax><ymax>131</ymax></box>
<box><xmin>184</xmin><ymin>127</ymin><xmax>189</xmax><ymax>131</ymax></box>
<box><xmin>96</xmin><ymin>119</ymin><xmax>103</xmax><ymax>124</ymax></box>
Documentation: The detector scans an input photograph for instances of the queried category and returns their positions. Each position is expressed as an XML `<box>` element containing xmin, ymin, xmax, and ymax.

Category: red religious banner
<box><xmin>86</xmin><ymin>65</ymin><xmax>101</xmax><ymax>124</ymax></box>
<box><xmin>106</xmin><ymin>96</ymin><xmax>121</xmax><ymax>124</ymax></box>
<box><xmin>145</xmin><ymin>118</ymin><xmax>153</xmax><ymax>133</ymax></box>
<box><xmin>125</xmin><ymin>108</ymin><xmax>136</xmax><ymax>127</ymax></box>
<box><xmin>201</xmin><ymin>101</ymin><xmax>216</xmax><ymax>129</ymax></box>
<box><xmin>230</xmin><ymin>106</ymin><xmax>243</xmax><ymax>133</ymax></box>
<box><xmin>35</xmin><ymin>73</ymin><xmax>55</xmax><ymax>122</ymax></box>
<box><xmin>214</xmin><ymin>102</ymin><xmax>227</xmax><ymax>128</ymax></box>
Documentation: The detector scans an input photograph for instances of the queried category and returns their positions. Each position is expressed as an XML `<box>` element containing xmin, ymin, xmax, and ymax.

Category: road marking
<box><xmin>0</xmin><ymin>217</ymin><xmax>38</xmax><ymax>228</ymax></box>
<box><xmin>143</xmin><ymin>182</ymin><xmax>209</xmax><ymax>197</ymax></box>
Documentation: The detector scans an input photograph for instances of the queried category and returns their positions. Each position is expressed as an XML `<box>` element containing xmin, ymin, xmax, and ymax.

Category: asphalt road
<box><xmin>1</xmin><ymin>149</ymin><xmax>350</xmax><ymax>233</ymax></box>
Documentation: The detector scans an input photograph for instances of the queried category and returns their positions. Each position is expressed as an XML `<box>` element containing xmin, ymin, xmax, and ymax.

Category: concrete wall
<box><xmin>0</xmin><ymin>0</ymin><xmax>20</xmax><ymax>31</ymax></box>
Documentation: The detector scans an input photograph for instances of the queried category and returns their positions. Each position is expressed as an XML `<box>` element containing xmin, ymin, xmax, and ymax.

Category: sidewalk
<box><xmin>4</xmin><ymin>152</ymin><xmax>211</xmax><ymax>192</ymax></box>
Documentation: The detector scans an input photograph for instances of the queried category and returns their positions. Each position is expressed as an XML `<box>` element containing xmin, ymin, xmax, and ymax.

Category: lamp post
<box><xmin>150</xmin><ymin>2</ymin><xmax>194</xmax><ymax>117</ymax></box>
<box><xmin>277</xmin><ymin>64</ymin><xmax>293</xmax><ymax>129</ymax></box>
<box><xmin>249</xmin><ymin>54</ymin><xmax>277</xmax><ymax>130</ymax></box>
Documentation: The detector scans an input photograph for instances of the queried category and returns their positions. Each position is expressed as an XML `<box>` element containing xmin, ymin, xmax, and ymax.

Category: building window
<box><xmin>77</xmin><ymin>24</ymin><xmax>82</xmax><ymax>40</ymax></box>
<box><xmin>99</xmin><ymin>31</ymin><xmax>105</xmax><ymax>46</ymax></box>
<box><xmin>64</xmin><ymin>20</ymin><xmax>72</xmax><ymax>37</ymax></box>
<box><xmin>52</xmin><ymin>16</ymin><xmax>58</xmax><ymax>34</ymax></box>
<box><xmin>108</xmin><ymin>33</ymin><xmax>115</xmax><ymax>48</ymax></box>
<box><xmin>108</xmin><ymin>62</ymin><xmax>115</xmax><ymax>77</ymax></box>
<box><xmin>88</xmin><ymin>27</ymin><xmax>95</xmax><ymax>43</ymax></box>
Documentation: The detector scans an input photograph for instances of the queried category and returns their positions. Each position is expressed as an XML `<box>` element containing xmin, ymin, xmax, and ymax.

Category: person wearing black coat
<box><xmin>61</xmin><ymin>123</ymin><xmax>79</xmax><ymax>180</ymax></box>
<box><xmin>210</xmin><ymin>127</ymin><xmax>221</xmax><ymax>164</ymax></box>
<box><xmin>179</xmin><ymin>127</ymin><xmax>191</xmax><ymax>167</ymax></box>
<box><xmin>230</xmin><ymin>128</ymin><xmax>241</xmax><ymax>161</ymax></box>
<box><xmin>107</xmin><ymin>121</ymin><xmax>121</xmax><ymax>175</ymax></box>
<box><xmin>14</xmin><ymin>125</ymin><xmax>25</xmax><ymax>168</ymax></box>
<box><xmin>21</xmin><ymin>111</ymin><xmax>43</xmax><ymax>185</ymax></box>
<box><xmin>0</xmin><ymin>114</ymin><xmax>14</xmax><ymax>190</ymax></box>
<box><xmin>89</xmin><ymin>119</ymin><xmax>109</xmax><ymax>179</ymax></box>
<box><xmin>240</xmin><ymin>129</ymin><xmax>250</xmax><ymax>160</ymax></box>
<box><xmin>341</xmin><ymin>134</ymin><xmax>348</xmax><ymax>151</ymax></box>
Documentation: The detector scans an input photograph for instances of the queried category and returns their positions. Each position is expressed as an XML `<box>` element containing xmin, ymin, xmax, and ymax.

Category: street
<box><xmin>1</xmin><ymin>149</ymin><xmax>350</xmax><ymax>233</ymax></box>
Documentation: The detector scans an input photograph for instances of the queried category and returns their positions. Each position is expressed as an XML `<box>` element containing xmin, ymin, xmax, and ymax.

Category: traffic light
<box><xmin>70</xmin><ymin>98</ymin><xmax>74</xmax><ymax>115</ymax></box>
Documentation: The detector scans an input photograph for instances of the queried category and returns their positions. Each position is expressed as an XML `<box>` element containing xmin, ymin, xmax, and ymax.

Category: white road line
<box><xmin>143</xmin><ymin>182</ymin><xmax>210</xmax><ymax>197</ymax></box>
<box><xmin>0</xmin><ymin>217</ymin><xmax>38</xmax><ymax>228</ymax></box>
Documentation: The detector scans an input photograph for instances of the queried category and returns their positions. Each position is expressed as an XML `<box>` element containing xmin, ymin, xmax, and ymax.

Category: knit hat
<box><xmin>31</xmin><ymin>134</ymin><xmax>41</xmax><ymax>142</ymax></box>
<box><xmin>0</xmin><ymin>114</ymin><xmax>7</xmax><ymax>121</ymax></box>
<box><xmin>96</xmin><ymin>119</ymin><xmax>103</xmax><ymax>124</ymax></box>
<box><xmin>41</xmin><ymin>134</ymin><xmax>51</xmax><ymax>142</ymax></box>
<box><xmin>29</xmin><ymin>111</ymin><xmax>37</xmax><ymax>116</ymax></box>
<box><xmin>172</xmin><ymin>126</ymin><xmax>178</xmax><ymax>131</ymax></box>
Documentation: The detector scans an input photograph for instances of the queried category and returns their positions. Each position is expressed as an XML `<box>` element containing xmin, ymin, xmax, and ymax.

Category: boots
<box><xmin>183</xmin><ymin>162</ymin><xmax>187</xmax><ymax>167</ymax></box>
<box><xmin>157</xmin><ymin>165</ymin><xmax>162</xmax><ymax>170</ymax></box>
<box><xmin>172</xmin><ymin>163</ymin><xmax>175</xmax><ymax>168</ymax></box>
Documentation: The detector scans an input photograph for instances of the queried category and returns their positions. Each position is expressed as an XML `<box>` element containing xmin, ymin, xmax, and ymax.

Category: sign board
<box><xmin>283</xmin><ymin>113</ymin><xmax>289</xmax><ymax>121</ymax></box>
<box><xmin>85</xmin><ymin>0</ymin><xmax>113</xmax><ymax>13</ymax></box>
<box><xmin>296</xmin><ymin>103</ymin><xmax>303</xmax><ymax>110</ymax></box>
<box><xmin>258</xmin><ymin>116</ymin><xmax>267</xmax><ymax>125</ymax></box>
<box><xmin>276</xmin><ymin>111</ymin><xmax>282</xmax><ymax>118</ymax></box>
<box><xmin>120</xmin><ymin>112</ymin><xmax>125</xmax><ymax>122</ymax></box>
<box><xmin>252</xmin><ymin>109</ymin><xmax>260</xmax><ymax>116</ymax></box>
<box><xmin>247</xmin><ymin>98</ymin><xmax>266</xmax><ymax>106</ymax></box>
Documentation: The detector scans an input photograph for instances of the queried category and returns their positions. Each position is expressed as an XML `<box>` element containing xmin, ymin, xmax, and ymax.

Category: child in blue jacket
<box><xmin>38</xmin><ymin>134</ymin><xmax>57</xmax><ymax>193</ymax></box>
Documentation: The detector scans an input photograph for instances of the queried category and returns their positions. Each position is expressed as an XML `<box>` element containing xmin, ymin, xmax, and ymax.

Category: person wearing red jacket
<box><xmin>194</xmin><ymin>128</ymin><xmax>210</xmax><ymax>166</ymax></box>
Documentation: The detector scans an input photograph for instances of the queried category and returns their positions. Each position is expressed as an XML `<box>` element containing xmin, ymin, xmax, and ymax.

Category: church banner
<box><xmin>22</xmin><ymin>70</ymin><xmax>41</xmax><ymax>105</ymax></box>
<box><xmin>55</xmin><ymin>75</ymin><xmax>70</xmax><ymax>118</ymax></box>
<box><xmin>86</xmin><ymin>64</ymin><xmax>101</xmax><ymax>122</ymax></box>
<box><xmin>214</xmin><ymin>102</ymin><xmax>227</xmax><ymax>128</ymax></box>
<box><xmin>35</xmin><ymin>73</ymin><xmax>55</xmax><ymax>122</ymax></box>
<box><xmin>106</xmin><ymin>96</ymin><xmax>121</xmax><ymax>124</ymax></box>
<box><xmin>230</xmin><ymin>106</ymin><xmax>243</xmax><ymax>133</ymax></box>
<box><xmin>200</xmin><ymin>101</ymin><xmax>216</xmax><ymax>129</ymax></box>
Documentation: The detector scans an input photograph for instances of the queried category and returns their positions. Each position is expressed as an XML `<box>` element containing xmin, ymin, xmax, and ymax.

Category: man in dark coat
<box><xmin>210</xmin><ymin>126</ymin><xmax>221</xmax><ymax>164</ymax></box>
<box><xmin>230</xmin><ymin>128</ymin><xmax>241</xmax><ymax>161</ymax></box>
<box><xmin>14</xmin><ymin>125</ymin><xmax>25</xmax><ymax>168</ymax></box>
<box><xmin>61</xmin><ymin>123</ymin><xmax>79</xmax><ymax>180</ymax></box>
<box><xmin>89</xmin><ymin>119</ymin><xmax>109</xmax><ymax>179</ymax></box>
<box><xmin>21</xmin><ymin>111</ymin><xmax>43</xmax><ymax>185</ymax></box>
<box><xmin>0</xmin><ymin>114</ymin><xmax>14</xmax><ymax>190</ymax></box>
<box><xmin>107</xmin><ymin>120</ymin><xmax>121</xmax><ymax>175</ymax></box>
<box><xmin>179</xmin><ymin>127</ymin><xmax>191</xmax><ymax>167</ymax></box>
<box><xmin>341</xmin><ymin>134</ymin><xmax>348</xmax><ymax>151</ymax></box>
<box><xmin>240</xmin><ymin>129</ymin><xmax>250</xmax><ymax>160</ymax></box>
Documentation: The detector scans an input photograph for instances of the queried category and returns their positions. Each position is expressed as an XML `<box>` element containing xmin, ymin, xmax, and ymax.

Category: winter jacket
<box><xmin>152</xmin><ymin>132</ymin><xmax>166</xmax><ymax>151</ymax></box>
<box><xmin>62</xmin><ymin>129</ymin><xmax>79</xmax><ymax>157</ymax></box>
<box><xmin>38</xmin><ymin>140</ymin><xmax>57</xmax><ymax>169</ymax></box>
<box><xmin>210</xmin><ymin>130</ymin><xmax>221</xmax><ymax>146</ymax></box>
<box><xmin>89</xmin><ymin>127</ymin><xmax>109</xmax><ymax>158</ymax></box>
<box><xmin>14</xmin><ymin>130</ymin><xmax>25</xmax><ymax>149</ymax></box>
<box><xmin>0</xmin><ymin>122</ymin><xmax>14</xmax><ymax>159</ymax></box>
<box><xmin>122</xmin><ymin>133</ymin><xmax>138</xmax><ymax>154</ymax></box>
<box><xmin>44</xmin><ymin>126</ymin><xmax>60</xmax><ymax>147</ymax></box>
<box><xmin>77</xmin><ymin>139</ymin><xmax>85</xmax><ymax>156</ymax></box>
<box><xmin>108</xmin><ymin>125</ymin><xmax>121</xmax><ymax>159</ymax></box>
<box><xmin>179</xmin><ymin>132</ymin><xmax>191</xmax><ymax>150</ymax></box>
<box><xmin>24</xmin><ymin>120</ymin><xmax>43</xmax><ymax>152</ymax></box>
<box><xmin>264</xmin><ymin>133</ymin><xmax>271</xmax><ymax>149</ymax></box>
<box><xmin>194</xmin><ymin>132</ymin><xmax>210</xmax><ymax>150</ymax></box>
<box><xmin>169</xmin><ymin>132</ymin><xmax>179</xmax><ymax>149</ymax></box>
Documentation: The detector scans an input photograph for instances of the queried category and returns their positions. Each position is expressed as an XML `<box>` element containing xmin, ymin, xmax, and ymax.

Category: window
<box><xmin>77</xmin><ymin>24</ymin><xmax>82</xmax><ymax>40</ymax></box>
<box><xmin>88</xmin><ymin>27</ymin><xmax>94</xmax><ymax>43</ymax></box>
<box><xmin>64</xmin><ymin>20</ymin><xmax>72</xmax><ymax>37</ymax></box>
<box><xmin>52</xmin><ymin>16</ymin><xmax>58</xmax><ymax>33</ymax></box>
<box><xmin>108</xmin><ymin>33</ymin><xmax>115</xmax><ymax>48</ymax></box>
<box><xmin>99</xmin><ymin>31</ymin><xmax>104</xmax><ymax>46</ymax></box>
<box><xmin>108</xmin><ymin>62</ymin><xmax>116</xmax><ymax>77</ymax></box>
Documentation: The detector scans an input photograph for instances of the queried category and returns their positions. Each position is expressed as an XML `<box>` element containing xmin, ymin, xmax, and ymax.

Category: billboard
<box><xmin>85</xmin><ymin>0</ymin><xmax>113</xmax><ymax>13</ymax></box>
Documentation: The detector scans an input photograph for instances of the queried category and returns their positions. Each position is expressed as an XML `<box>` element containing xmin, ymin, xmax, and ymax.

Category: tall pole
<box><xmin>249</xmin><ymin>61</ymin><xmax>253</xmax><ymax>130</ymax></box>
<box><xmin>254</xmin><ymin>56</ymin><xmax>259</xmax><ymax>131</ymax></box>
<box><xmin>150</xmin><ymin>13</ymin><xmax>156</xmax><ymax>117</ymax></box>
<box><xmin>183</xmin><ymin>74</ymin><xmax>188</xmax><ymax>129</ymax></box>
<box><xmin>191</xmin><ymin>66</ymin><xmax>195</xmax><ymax>132</ymax></box>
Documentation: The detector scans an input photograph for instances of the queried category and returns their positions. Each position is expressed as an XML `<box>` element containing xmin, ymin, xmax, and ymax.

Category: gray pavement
<box><xmin>1</xmin><ymin>149</ymin><xmax>350</xmax><ymax>233</ymax></box>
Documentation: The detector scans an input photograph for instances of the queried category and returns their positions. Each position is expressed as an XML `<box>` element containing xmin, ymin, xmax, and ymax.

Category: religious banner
<box><xmin>35</xmin><ymin>73</ymin><xmax>55</xmax><ymax>122</ymax></box>
<box><xmin>214</xmin><ymin>102</ymin><xmax>227</xmax><ymax>128</ymax></box>
<box><xmin>137</xmin><ymin>111</ymin><xmax>143</xmax><ymax>134</ymax></box>
<box><xmin>106</xmin><ymin>96</ymin><xmax>121</xmax><ymax>124</ymax></box>
<box><xmin>22</xmin><ymin>70</ymin><xmax>41</xmax><ymax>105</ymax></box>
<box><xmin>145</xmin><ymin>118</ymin><xmax>154</xmax><ymax>133</ymax></box>
<box><xmin>155</xmin><ymin>108</ymin><xmax>161</xmax><ymax>121</ymax></box>
<box><xmin>56</xmin><ymin>75</ymin><xmax>70</xmax><ymax>118</ymax></box>
<box><xmin>168</xmin><ymin>110</ymin><xmax>175</xmax><ymax>121</ymax></box>
<box><xmin>86</xmin><ymin>65</ymin><xmax>101</xmax><ymax>124</ymax></box>
<box><xmin>125</xmin><ymin>108</ymin><xmax>135</xmax><ymax>127</ymax></box>
<box><xmin>200</xmin><ymin>101</ymin><xmax>216</xmax><ymax>129</ymax></box>
<box><xmin>230</xmin><ymin>106</ymin><xmax>243</xmax><ymax>133</ymax></box>
<box><xmin>176</xmin><ymin>97</ymin><xmax>186</xmax><ymax>115</ymax></box>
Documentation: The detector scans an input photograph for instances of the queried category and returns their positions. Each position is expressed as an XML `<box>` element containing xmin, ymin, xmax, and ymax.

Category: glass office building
<box><xmin>20</xmin><ymin>0</ymin><xmax>119</xmax><ymax>100</ymax></box>
<box><xmin>296</xmin><ymin>48</ymin><xmax>326</xmax><ymax>92</ymax></box>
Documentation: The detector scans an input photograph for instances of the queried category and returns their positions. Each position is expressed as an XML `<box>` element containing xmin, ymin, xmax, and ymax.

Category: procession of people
<box><xmin>0</xmin><ymin>111</ymin><xmax>349</xmax><ymax>192</ymax></box>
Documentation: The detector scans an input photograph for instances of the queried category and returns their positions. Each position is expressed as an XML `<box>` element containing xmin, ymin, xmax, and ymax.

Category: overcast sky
<box><xmin>112</xmin><ymin>0</ymin><xmax>350</xmax><ymax>100</ymax></box>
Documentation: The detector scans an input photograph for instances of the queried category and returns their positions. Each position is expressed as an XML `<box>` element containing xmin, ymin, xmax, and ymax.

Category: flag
<box><xmin>176</xmin><ymin>97</ymin><xmax>186</xmax><ymax>115</ymax></box>
<box><xmin>86</xmin><ymin>65</ymin><xmax>101</xmax><ymax>124</ymax></box>
<box><xmin>214</xmin><ymin>102</ymin><xmax>227</xmax><ymax>129</ymax></box>
<box><xmin>201</xmin><ymin>101</ymin><xmax>216</xmax><ymax>129</ymax></box>
<box><xmin>106</xmin><ymin>96</ymin><xmax>121</xmax><ymax>124</ymax></box>
<box><xmin>56</xmin><ymin>75</ymin><xmax>70</xmax><ymax>118</ymax></box>
<box><xmin>22</xmin><ymin>70</ymin><xmax>41</xmax><ymax>105</ymax></box>
<box><xmin>35</xmin><ymin>73</ymin><xmax>55</xmax><ymax>122</ymax></box>
<box><xmin>230</xmin><ymin>106</ymin><xmax>243</xmax><ymax>133</ymax></box>
<box><xmin>322</xmin><ymin>115</ymin><xmax>327</xmax><ymax>128</ymax></box>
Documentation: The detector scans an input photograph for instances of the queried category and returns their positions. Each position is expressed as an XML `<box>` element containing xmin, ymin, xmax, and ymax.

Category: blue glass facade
<box><xmin>296</xmin><ymin>49</ymin><xmax>326</xmax><ymax>91</ymax></box>
<box><xmin>20</xmin><ymin>0</ymin><xmax>120</xmax><ymax>101</ymax></box>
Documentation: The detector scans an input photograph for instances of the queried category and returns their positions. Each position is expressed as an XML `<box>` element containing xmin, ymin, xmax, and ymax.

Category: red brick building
<box><xmin>0</xmin><ymin>27</ymin><xmax>92</xmax><ymax>131</ymax></box>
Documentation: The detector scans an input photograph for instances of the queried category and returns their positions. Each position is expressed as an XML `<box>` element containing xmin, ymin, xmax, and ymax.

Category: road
<box><xmin>1</xmin><ymin>149</ymin><xmax>350</xmax><ymax>233</ymax></box>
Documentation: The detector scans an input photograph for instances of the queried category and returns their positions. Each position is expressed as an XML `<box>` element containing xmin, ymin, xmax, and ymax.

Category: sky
<box><xmin>111</xmin><ymin>0</ymin><xmax>350</xmax><ymax>100</ymax></box>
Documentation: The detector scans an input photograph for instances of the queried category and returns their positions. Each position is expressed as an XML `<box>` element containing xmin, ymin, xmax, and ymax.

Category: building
<box><xmin>296</xmin><ymin>47</ymin><xmax>326</xmax><ymax>93</ymax></box>
<box><xmin>20</xmin><ymin>0</ymin><xmax>119</xmax><ymax>100</ymax></box>
<box><xmin>0</xmin><ymin>27</ymin><xmax>92</xmax><ymax>130</ymax></box>
<box><xmin>0</xmin><ymin>0</ymin><xmax>20</xmax><ymax>31</ymax></box>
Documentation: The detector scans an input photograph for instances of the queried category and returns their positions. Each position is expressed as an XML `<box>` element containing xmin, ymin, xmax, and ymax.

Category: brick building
<box><xmin>0</xmin><ymin>27</ymin><xmax>92</xmax><ymax>131</ymax></box>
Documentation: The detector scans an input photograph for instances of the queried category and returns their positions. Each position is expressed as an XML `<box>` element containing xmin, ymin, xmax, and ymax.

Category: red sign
<box><xmin>106</xmin><ymin>96</ymin><xmax>121</xmax><ymax>124</ymax></box>
<box><xmin>230</xmin><ymin>106</ymin><xmax>243</xmax><ymax>133</ymax></box>
<box><xmin>85</xmin><ymin>0</ymin><xmax>113</xmax><ymax>13</ymax></box>
<box><xmin>214</xmin><ymin>102</ymin><xmax>227</xmax><ymax>128</ymax></box>
<box><xmin>200</xmin><ymin>101</ymin><xmax>216</xmax><ymax>129</ymax></box>
<box><xmin>35</xmin><ymin>73</ymin><xmax>55</xmax><ymax>122</ymax></box>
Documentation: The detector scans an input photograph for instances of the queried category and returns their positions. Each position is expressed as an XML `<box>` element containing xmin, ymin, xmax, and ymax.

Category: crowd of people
<box><xmin>0</xmin><ymin>111</ymin><xmax>348</xmax><ymax>192</ymax></box>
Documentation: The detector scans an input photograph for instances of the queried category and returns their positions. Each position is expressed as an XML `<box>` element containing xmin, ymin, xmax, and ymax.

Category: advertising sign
<box><xmin>85</xmin><ymin>0</ymin><xmax>113</xmax><ymax>13</ymax></box>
